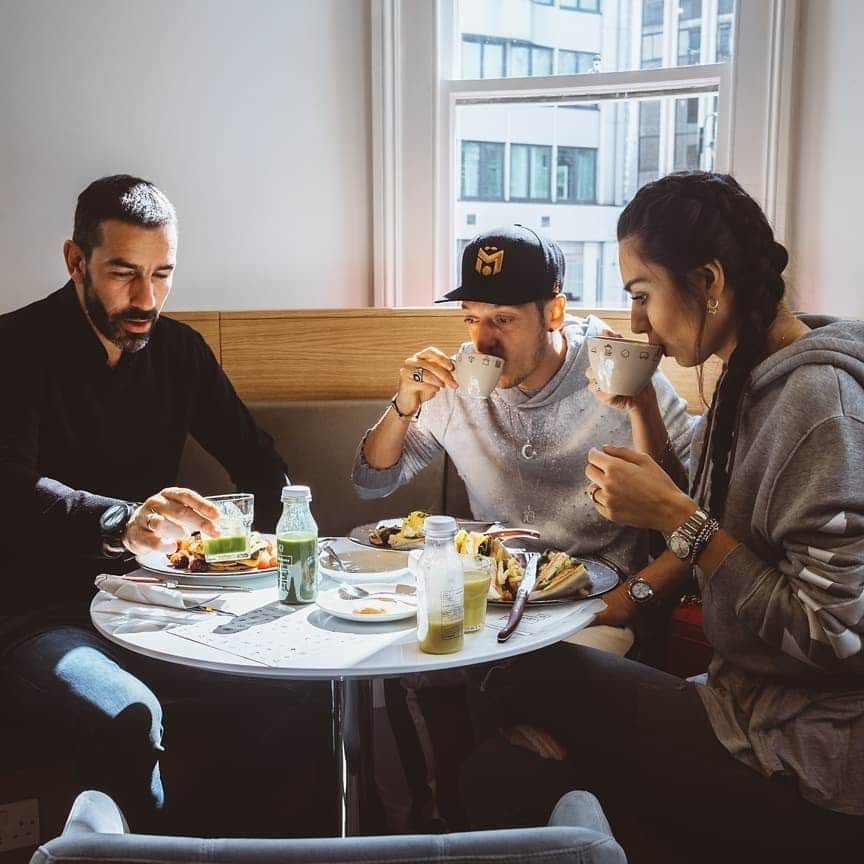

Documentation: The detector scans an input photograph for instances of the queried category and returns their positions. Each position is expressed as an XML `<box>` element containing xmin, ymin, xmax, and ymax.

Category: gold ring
<box><xmin>145</xmin><ymin>508</ymin><xmax>158</xmax><ymax>532</ymax></box>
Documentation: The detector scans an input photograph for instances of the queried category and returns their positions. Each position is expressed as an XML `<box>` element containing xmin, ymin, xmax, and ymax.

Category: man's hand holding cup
<box><xmin>394</xmin><ymin>347</ymin><xmax>458</xmax><ymax>417</ymax></box>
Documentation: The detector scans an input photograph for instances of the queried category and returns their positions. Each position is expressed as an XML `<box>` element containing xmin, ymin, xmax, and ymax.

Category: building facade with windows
<box><xmin>455</xmin><ymin>0</ymin><xmax>735</xmax><ymax>306</ymax></box>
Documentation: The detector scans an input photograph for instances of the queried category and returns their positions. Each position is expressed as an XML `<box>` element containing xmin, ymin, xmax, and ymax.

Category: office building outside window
<box><xmin>453</xmin><ymin>0</ymin><xmax>736</xmax><ymax>307</ymax></box>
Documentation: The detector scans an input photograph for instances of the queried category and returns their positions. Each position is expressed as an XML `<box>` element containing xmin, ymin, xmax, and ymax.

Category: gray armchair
<box><xmin>31</xmin><ymin>789</ymin><xmax>627</xmax><ymax>863</ymax></box>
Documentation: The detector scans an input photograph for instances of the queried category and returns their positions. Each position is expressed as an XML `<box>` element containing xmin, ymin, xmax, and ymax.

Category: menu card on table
<box><xmin>172</xmin><ymin>602</ymin><xmax>407</xmax><ymax>669</ymax></box>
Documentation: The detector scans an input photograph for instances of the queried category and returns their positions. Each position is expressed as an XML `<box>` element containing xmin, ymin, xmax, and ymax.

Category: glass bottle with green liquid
<box><xmin>276</xmin><ymin>485</ymin><xmax>318</xmax><ymax>605</ymax></box>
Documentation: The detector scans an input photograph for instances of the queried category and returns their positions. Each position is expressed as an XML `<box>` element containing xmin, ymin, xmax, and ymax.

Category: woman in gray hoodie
<box><xmin>461</xmin><ymin>173</ymin><xmax>863</xmax><ymax>861</ymax></box>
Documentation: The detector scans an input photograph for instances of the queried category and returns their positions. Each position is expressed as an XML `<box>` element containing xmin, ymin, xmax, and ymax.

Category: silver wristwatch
<box><xmin>667</xmin><ymin>508</ymin><xmax>717</xmax><ymax>562</ymax></box>
<box><xmin>626</xmin><ymin>576</ymin><xmax>655</xmax><ymax>606</ymax></box>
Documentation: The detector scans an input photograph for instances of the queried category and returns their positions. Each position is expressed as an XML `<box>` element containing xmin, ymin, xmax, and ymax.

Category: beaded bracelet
<box><xmin>390</xmin><ymin>393</ymin><xmax>422</xmax><ymax>421</ymax></box>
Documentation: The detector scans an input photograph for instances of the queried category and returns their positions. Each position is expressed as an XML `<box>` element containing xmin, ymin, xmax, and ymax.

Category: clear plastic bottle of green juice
<box><xmin>276</xmin><ymin>485</ymin><xmax>318</xmax><ymax>605</ymax></box>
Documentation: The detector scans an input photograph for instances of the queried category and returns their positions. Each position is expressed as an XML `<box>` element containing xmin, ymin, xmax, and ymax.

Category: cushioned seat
<box><xmin>30</xmin><ymin>789</ymin><xmax>627</xmax><ymax>864</ymax></box>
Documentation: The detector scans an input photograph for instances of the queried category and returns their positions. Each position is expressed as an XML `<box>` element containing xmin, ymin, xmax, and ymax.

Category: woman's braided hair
<box><xmin>617</xmin><ymin>172</ymin><xmax>788</xmax><ymax>518</ymax></box>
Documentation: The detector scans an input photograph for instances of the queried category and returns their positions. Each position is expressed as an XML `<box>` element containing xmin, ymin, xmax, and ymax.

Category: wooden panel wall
<box><xmin>167</xmin><ymin>308</ymin><xmax>721</xmax><ymax>413</ymax></box>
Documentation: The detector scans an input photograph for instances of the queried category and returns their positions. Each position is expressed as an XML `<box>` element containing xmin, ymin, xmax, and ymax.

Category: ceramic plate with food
<box><xmin>472</xmin><ymin>534</ymin><xmax>620</xmax><ymax>604</ymax></box>
<box><xmin>137</xmin><ymin>531</ymin><xmax>277</xmax><ymax>579</ymax></box>
<box><xmin>349</xmin><ymin>512</ymin><xmax>530</xmax><ymax>550</ymax></box>
<box><xmin>315</xmin><ymin>583</ymin><xmax>417</xmax><ymax>623</ymax></box>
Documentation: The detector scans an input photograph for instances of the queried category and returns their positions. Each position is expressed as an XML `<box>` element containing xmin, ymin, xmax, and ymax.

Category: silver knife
<box><xmin>497</xmin><ymin>553</ymin><xmax>539</xmax><ymax>643</ymax></box>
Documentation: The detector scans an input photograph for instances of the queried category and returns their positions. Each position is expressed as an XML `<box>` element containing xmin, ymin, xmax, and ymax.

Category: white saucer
<box><xmin>315</xmin><ymin>583</ymin><xmax>417</xmax><ymax>623</ymax></box>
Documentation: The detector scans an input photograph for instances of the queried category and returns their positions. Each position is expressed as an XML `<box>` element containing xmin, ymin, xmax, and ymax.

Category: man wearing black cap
<box><xmin>353</xmin><ymin>224</ymin><xmax>693</xmax><ymax>652</ymax></box>
<box><xmin>353</xmin><ymin>224</ymin><xmax>693</xmax><ymax>830</ymax></box>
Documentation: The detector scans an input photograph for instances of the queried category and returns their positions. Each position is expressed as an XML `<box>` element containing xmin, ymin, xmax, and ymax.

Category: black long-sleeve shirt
<box><xmin>0</xmin><ymin>282</ymin><xmax>289</xmax><ymax>622</ymax></box>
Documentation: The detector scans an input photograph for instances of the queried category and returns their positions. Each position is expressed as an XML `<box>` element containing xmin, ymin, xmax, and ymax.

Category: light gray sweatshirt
<box><xmin>693</xmin><ymin>317</ymin><xmax>864</xmax><ymax>815</ymax></box>
<box><xmin>352</xmin><ymin>316</ymin><xmax>693</xmax><ymax>577</ymax></box>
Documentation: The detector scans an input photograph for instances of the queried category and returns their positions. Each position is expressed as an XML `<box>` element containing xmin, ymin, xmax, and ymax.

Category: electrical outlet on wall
<box><xmin>0</xmin><ymin>799</ymin><xmax>40</xmax><ymax>852</ymax></box>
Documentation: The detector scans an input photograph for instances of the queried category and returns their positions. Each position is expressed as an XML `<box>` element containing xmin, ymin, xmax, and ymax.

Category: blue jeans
<box><xmin>1</xmin><ymin>621</ymin><xmax>335</xmax><ymax>836</ymax></box>
<box><xmin>1</xmin><ymin>625</ymin><xmax>166</xmax><ymax>830</ymax></box>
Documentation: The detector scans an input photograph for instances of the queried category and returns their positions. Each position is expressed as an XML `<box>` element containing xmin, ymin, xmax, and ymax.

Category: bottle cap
<box><xmin>424</xmin><ymin>515</ymin><xmax>457</xmax><ymax>538</ymax></box>
<box><xmin>281</xmin><ymin>484</ymin><xmax>312</xmax><ymax>502</ymax></box>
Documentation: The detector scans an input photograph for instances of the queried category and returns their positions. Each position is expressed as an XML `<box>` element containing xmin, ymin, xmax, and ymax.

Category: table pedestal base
<box><xmin>331</xmin><ymin>678</ymin><xmax>374</xmax><ymax>836</ymax></box>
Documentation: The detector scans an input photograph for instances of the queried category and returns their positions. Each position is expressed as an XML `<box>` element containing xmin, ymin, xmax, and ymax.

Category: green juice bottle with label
<box><xmin>276</xmin><ymin>485</ymin><xmax>318</xmax><ymax>605</ymax></box>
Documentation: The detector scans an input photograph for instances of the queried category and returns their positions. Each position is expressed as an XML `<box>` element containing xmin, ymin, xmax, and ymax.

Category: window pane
<box><xmin>458</xmin><ymin>0</ymin><xmax>735</xmax><ymax>77</ymax></box>
<box><xmin>481</xmin><ymin>143</ymin><xmax>505</xmax><ymax>198</ymax></box>
<box><xmin>461</xmin><ymin>142</ymin><xmax>480</xmax><ymax>199</ymax></box>
<box><xmin>558</xmin><ymin>146</ymin><xmax>597</xmax><ymax>203</ymax></box>
<box><xmin>510</xmin><ymin>145</ymin><xmax>529</xmax><ymax>199</ymax></box>
<box><xmin>462</xmin><ymin>39</ymin><xmax>481</xmax><ymax>80</ymax></box>
<box><xmin>559</xmin><ymin>241</ymin><xmax>585</xmax><ymax>302</ymax></box>
<box><xmin>529</xmin><ymin>146</ymin><xmax>552</xmax><ymax>199</ymax></box>
<box><xmin>483</xmin><ymin>41</ymin><xmax>504</xmax><ymax>78</ymax></box>
<box><xmin>461</xmin><ymin>141</ymin><xmax>504</xmax><ymax>200</ymax></box>
<box><xmin>642</xmin><ymin>0</ymin><xmax>664</xmax><ymax>28</ymax></box>
<box><xmin>532</xmin><ymin>46</ymin><xmax>553</xmax><ymax>76</ymax></box>
<box><xmin>510</xmin><ymin>44</ymin><xmax>530</xmax><ymax>77</ymax></box>
<box><xmin>455</xmin><ymin>92</ymin><xmax>719</xmax><ymax>307</ymax></box>
<box><xmin>674</xmin><ymin>97</ymin><xmax>700</xmax><ymax>170</ymax></box>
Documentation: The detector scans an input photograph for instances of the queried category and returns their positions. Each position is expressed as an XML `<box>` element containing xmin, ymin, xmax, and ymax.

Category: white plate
<box><xmin>137</xmin><ymin>534</ymin><xmax>276</xmax><ymax>581</ymax></box>
<box><xmin>315</xmin><ymin>583</ymin><xmax>417</xmax><ymax>623</ymax></box>
<box><xmin>318</xmin><ymin>547</ymin><xmax>410</xmax><ymax>583</ymax></box>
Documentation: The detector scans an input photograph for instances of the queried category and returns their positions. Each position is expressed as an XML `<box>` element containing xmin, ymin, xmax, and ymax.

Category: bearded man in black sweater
<box><xmin>0</xmin><ymin>175</ymin><xmax>294</xmax><ymax>832</ymax></box>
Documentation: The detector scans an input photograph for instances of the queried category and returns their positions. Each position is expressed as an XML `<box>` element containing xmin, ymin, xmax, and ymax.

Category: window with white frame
<box><xmin>447</xmin><ymin>0</ymin><xmax>737</xmax><ymax>307</ymax></box>
<box><xmin>373</xmin><ymin>0</ymin><xmax>798</xmax><ymax>307</ymax></box>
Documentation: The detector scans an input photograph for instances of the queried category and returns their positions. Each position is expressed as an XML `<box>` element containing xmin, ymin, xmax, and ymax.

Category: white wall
<box><xmin>788</xmin><ymin>0</ymin><xmax>864</xmax><ymax>317</ymax></box>
<box><xmin>0</xmin><ymin>0</ymin><xmax>372</xmax><ymax>313</ymax></box>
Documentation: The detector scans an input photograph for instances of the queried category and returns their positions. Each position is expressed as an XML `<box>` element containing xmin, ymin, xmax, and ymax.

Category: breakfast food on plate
<box><xmin>369</xmin><ymin>510</ymin><xmax>428</xmax><ymax>547</ymax></box>
<box><xmin>168</xmin><ymin>531</ymin><xmax>277</xmax><ymax>572</ymax></box>
<box><xmin>533</xmin><ymin>550</ymin><xmax>591</xmax><ymax>600</ymax></box>
<box><xmin>455</xmin><ymin>529</ymin><xmax>591</xmax><ymax>601</ymax></box>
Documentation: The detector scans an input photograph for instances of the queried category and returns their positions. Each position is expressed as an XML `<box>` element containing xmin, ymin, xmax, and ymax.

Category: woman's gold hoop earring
<box><xmin>706</xmin><ymin>297</ymin><xmax>720</xmax><ymax>316</ymax></box>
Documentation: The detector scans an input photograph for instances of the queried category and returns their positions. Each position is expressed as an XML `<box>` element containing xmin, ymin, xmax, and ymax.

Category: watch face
<box><xmin>101</xmin><ymin>503</ymin><xmax>132</xmax><ymax>534</ymax></box>
<box><xmin>669</xmin><ymin>533</ymin><xmax>691</xmax><ymax>560</ymax></box>
<box><xmin>630</xmin><ymin>579</ymin><xmax>653</xmax><ymax>602</ymax></box>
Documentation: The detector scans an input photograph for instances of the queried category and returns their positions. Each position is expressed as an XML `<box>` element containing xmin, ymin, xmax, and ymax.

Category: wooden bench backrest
<box><xmin>168</xmin><ymin>308</ymin><xmax>721</xmax><ymax>414</ymax></box>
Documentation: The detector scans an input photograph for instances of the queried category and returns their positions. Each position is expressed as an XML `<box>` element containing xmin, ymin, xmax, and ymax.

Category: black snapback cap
<box><xmin>437</xmin><ymin>224</ymin><xmax>565</xmax><ymax>305</ymax></box>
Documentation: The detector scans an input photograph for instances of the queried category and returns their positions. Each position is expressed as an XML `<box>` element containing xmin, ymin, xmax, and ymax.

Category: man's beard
<box><xmin>83</xmin><ymin>270</ymin><xmax>158</xmax><ymax>354</ymax></box>
<box><xmin>500</xmin><ymin>328</ymin><xmax>549</xmax><ymax>389</ymax></box>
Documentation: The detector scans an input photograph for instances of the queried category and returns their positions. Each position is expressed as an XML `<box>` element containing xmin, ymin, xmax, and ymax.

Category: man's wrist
<box><xmin>99</xmin><ymin>501</ymin><xmax>138</xmax><ymax>558</ymax></box>
<box><xmin>389</xmin><ymin>393</ymin><xmax>421</xmax><ymax>421</ymax></box>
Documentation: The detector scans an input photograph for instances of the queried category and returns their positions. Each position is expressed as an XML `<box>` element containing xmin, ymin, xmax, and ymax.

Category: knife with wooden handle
<box><xmin>497</xmin><ymin>553</ymin><xmax>539</xmax><ymax>643</ymax></box>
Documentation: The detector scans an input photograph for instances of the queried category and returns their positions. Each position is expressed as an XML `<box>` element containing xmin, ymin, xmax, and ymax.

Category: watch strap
<box><xmin>690</xmin><ymin>516</ymin><xmax>720</xmax><ymax>565</ymax></box>
<box><xmin>100</xmin><ymin>502</ymin><xmax>138</xmax><ymax>559</ymax></box>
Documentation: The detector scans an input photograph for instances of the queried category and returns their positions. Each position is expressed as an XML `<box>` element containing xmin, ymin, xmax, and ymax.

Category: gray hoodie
<box><xmin>693</xmin><ymin>317</ymin><xmax>864</xmax><ymax>815</ymax></box>
<box><xmin>353</xmin><ymin>316</ymin><xmax>693</xmax><ymax>577</ymax></box>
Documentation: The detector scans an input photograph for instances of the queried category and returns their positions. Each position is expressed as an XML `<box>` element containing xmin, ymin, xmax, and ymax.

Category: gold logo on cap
<box><xmin>475</xmin><ymin>246</ymin><xmax>504</xmax><ymax>277</ymax></box>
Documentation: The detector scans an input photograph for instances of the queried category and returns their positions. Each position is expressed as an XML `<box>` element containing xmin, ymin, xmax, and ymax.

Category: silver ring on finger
<box><xmin>588</xmin><ymin>486</ymin><xmax>600</xmax><ymax>505</ymax></box>
<box><xmin>412</xmin><ymin>367</ymin><xmax>424</xmax><ymax>383</ymax></box>
<box><xmin>145</xmin><ymin>508</ymin><xmax>159</xmax><ymax>532</ymax></box>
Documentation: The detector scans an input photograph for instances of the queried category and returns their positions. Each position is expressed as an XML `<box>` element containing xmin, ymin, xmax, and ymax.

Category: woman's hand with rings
<box><xmin>585</xmin><ymin>445</ymin><xmax>696</xmax><ymax>532</ymax></box>
<box><xmin>395</xmin><ymin>346</ymin><xmax>458</xmax><ymax>417</ymax></box>
<box><xmin>124</xmin><ymin>488</ymin><xmax>223</xmax><ymax>555</ymax></box>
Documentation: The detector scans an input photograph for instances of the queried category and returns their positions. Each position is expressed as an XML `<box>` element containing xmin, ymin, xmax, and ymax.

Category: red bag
<box><xmin>665</xmin><ymin>602</ymin><xmax>712</xmax><ymax>679</ymax></box>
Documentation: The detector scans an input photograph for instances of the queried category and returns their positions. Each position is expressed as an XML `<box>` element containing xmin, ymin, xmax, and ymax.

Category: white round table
<box><xmin>92</xmin><ymin>572</ymin><xmax>604</xmax><ymax>835</ymax></box>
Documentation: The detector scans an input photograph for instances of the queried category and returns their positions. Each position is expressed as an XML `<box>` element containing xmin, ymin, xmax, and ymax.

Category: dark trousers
<box><xmin>460</xmin><ymin>644</ymin><xmax>862</xmax><ymax>863</ymax></box>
